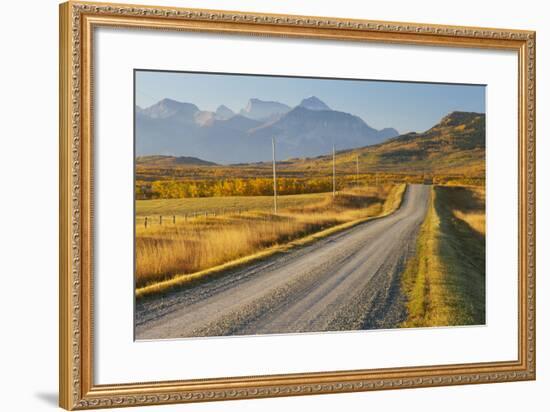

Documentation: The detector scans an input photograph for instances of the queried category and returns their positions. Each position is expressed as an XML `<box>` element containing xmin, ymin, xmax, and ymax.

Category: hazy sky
<box><xmin>135</xmin><ymin>70</ymin><xmax>485</xmax><ymax>134</ymax></box>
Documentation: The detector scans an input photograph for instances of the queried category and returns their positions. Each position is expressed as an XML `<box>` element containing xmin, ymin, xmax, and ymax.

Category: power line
<box><xmin>332</xmin><ymin>144</ymin><xmax>336</xmax><ymax>197</ymax></box>
<box><xmin>272</xmin><ymin>137</ymin><xmax>278</xmax><ymax>214</ymax></box>
<box><xmin>356</xmin><ymin>155</ymin><xmax>359</xmax><ymax>187</ymax></box>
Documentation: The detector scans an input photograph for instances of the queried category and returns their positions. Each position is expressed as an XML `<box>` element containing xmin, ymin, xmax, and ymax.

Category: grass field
<box><xmin>449</xmin><ymin>186</ymin><xmax>486</xmax><ymax>236</ymax></box>
<box><xmin>135</xmin><ymin>184</ymin><xmax>405</xmax><ymax>291</ymax></box>
<box><xmin>136</xmin><ymin>192</ymin><xmax>327</xmax><ymax>222</ymax></box>
<box><xmin>400</xmin><ymin>185</ymin><xmax>485</xmax><ymax>327</ymax></box>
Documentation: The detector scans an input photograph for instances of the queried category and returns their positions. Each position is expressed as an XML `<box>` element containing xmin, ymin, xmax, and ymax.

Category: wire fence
<box><xmin>136</xmin><ymin>207</ymin><xmax>257</xmax><ymax>228</ymax></box>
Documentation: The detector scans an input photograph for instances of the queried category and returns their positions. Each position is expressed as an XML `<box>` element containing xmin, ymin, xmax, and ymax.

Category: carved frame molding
<box><xmin>59</xmin><ymin>1</ymin><xmax>535</xmax><ymax>409</ymax></box>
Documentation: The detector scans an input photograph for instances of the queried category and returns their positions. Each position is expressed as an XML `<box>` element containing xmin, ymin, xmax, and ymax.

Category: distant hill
<box><xmin>293</xmin><ymin>111</ymin><xmax>485</xmax><ymax>176</ymax></box>
<box><xmin>248</xmin><ymin>106</ymin><xmax>398</xmax><ymax>159</ymax></box>
<box><xmin>215</xmin><ymin>105</ymin><xmax>235</xmax><ymax>120</ymax></box>
<box><xmin>136</xmin><ymin>155</ymin><xmax>217</xmax><ymax>167</ymax></box>
<box><xmin>239</xmin><ymin>98</ymin><xmax>291</xmax><ymax>121</ymax></box>
<box><xmin>137</xmin><ymin>98</ymin><xmax>198</xmax><ymax>120</ymax></box>
<box><xmin>136</xmin><ymin>96</ymin><xmax>398</xmax><ymax>163</ymax></box>
<box><xmin>297</xmin><ymin>96</ymin><xmax>332</xmax><ymax>111</ymax></box>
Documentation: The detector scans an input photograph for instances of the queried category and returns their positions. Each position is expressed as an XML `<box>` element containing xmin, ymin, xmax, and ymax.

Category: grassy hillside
<box><xmin>137</xmin><ymin>155</ymin><xmax>217</xmax><ymax>166</ymax></box>
<box><xmin>400</xmin><ymin>185</ymin><xmax>485</xmax><ymax>327</ymax></box>
<box><xmin>301</xmin><ymin>111</ymin><xmax>485</xmax><ymax>176</ymax></box>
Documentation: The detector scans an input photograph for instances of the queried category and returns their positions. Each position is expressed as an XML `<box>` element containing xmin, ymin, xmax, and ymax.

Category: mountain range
<box><xmin>137</xmin><ymin>111</ymin><xmax>485</xmax><ymax>178</ymax></box>
<box><xmin>136</xmin><ymin>96</ymin><xmax>399</xmax><ymax>164</ymax></box>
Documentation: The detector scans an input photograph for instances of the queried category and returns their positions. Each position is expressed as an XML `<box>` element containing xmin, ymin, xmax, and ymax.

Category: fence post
<box><xmin>173</xmin><ymin>215</ymin><xmax>176</xmax><ymax>224</ymax></box>
<box><xmin>159</xmin><ymin>215</ymin><xmax>162</xmax><ymax>225</ymax></box>
<box><xmin>144</xmin><ymin>216</ymin><xmax>148</xmax><ymax>228</ymax></box>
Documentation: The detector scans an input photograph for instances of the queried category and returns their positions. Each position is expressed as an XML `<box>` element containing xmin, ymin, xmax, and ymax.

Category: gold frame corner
<box><xmin>59</xmin><ymin>1</ymin><xmax>536</xmax><ymax>409</ymax></box>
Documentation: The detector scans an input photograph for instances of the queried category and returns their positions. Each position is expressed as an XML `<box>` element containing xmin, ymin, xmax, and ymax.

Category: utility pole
<box><xmin>272</xmin><ymin>137</ymin><xmax>277</xmax><ymax>214</ymax></box>
<box><xmin>356</xmin><ymin>155</ymin><xmax>359</xmax><ymax>187</ymax></box>
<box><xmin>332</xmin><ymin>144</ymin><xmax>336</xmax><ymax>197</ymax></box>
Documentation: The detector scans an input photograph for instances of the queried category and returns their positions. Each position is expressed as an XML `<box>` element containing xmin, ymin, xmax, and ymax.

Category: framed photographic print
<box><xmin>59</xmin><ymin>1</ymin><xmax>536</xmax><ymax>409</ymax></box>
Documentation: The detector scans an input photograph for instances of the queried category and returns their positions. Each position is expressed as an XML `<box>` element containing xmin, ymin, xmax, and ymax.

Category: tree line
<box><xmin>137</xmin><ymin>177</ymin><xmax>336</xmax><ymax>199</ymax></box>
<box><xmin>135</xmin><ymin>174</ymin><xmax>484</xmax><ymax>200</ymax></box>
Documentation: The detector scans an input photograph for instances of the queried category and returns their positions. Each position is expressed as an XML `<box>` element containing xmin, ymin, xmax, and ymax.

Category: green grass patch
<box><xmin>401</xmin><ymin>185</ymin><xmax>485</xmax><ymax>327</ymax></box>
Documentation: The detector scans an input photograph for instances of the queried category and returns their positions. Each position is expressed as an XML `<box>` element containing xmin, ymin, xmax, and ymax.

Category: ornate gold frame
<box><xmin>59</xmin><ymin>1</ymin><xmax>536</xmax><ymax>409</ymax></box>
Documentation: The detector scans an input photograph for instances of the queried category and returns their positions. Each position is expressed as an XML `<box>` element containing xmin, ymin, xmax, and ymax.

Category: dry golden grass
<box><xmin>136</xmin><ymin>192</ymin><xmax>327</xmax><ymax>218</ymax></box>
<box><xmin>136</xmin><ymin>185</ymin><xmax>403</xmax><ymax>291</ymax></box>
<box><xmin>136</xmin><ymin>215</ymin><xmax>333</xmax><ymax>287</ymax></box>
<box><xmin>450</xmin><ymin>186</ymin><xmax>486</xmax><ymax>235</ymax></box>
<box><xmin>401</xmin><ymin>185</ymin><xmax>485</xmax><ymax>327</ymax></box>
<box><xmin>453</xmin><ymin>211</ymin><xmax>485</xmax><ymax>236</ymax></box>
<box><xmin>400</xmin><ymin>189</ymin><xmax>455</xmax><ymax>326</ymax></box>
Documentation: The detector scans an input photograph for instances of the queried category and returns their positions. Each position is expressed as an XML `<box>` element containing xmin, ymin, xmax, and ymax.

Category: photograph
<box><xmin>54</xmin><ymin>1</ymin><xmax>538</xmax><ymax>409</ymax></box>
<box><xmin>134</xmin><ymin>71</ymin><xmax>486</xmax><ymax>340</ymax></box>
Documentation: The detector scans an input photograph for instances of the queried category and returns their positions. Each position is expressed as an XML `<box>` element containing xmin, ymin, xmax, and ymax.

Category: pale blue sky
<box><xmin>135</xmin><ymin>70</ymin><xmax>485</xmax><ymax>134</ymax></box>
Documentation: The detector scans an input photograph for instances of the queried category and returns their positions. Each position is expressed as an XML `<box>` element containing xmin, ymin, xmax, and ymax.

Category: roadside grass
<box><xmin>136</xmin><ymin>184</ymin><xmax>406</xmax><ymax>298</ymax></box>
<box><xmin>400</xmin><ymin>185</ymin><xmax>485</xmax><ymax>327</ymax></box>
<box><xmin>448</xmin><ymin>186</ymin><xmax>486</xmax><ymax>236</ymax></box>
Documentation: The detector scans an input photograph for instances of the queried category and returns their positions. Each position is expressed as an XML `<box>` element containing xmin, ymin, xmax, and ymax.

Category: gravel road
<box><xmin>136</xmin><ymin>184</ymin><xmax>431</xmax><ymax>339</ymax></box>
